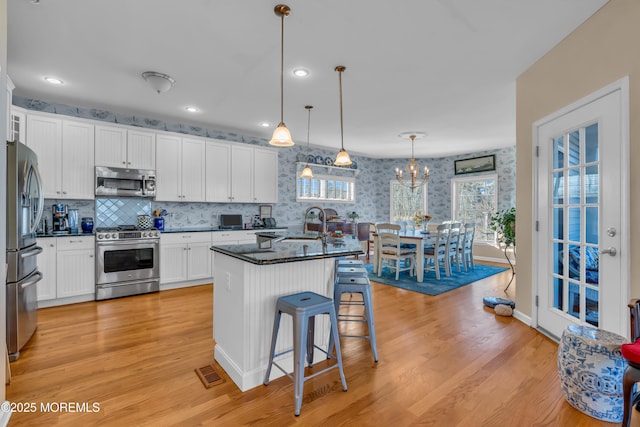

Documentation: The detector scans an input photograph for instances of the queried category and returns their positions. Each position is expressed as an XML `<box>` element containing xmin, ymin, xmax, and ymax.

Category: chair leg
<box><xmin>263</xmin><ymin>309</ymin><xmax>282</xmax><ymax>385</ymax></box>
<box><xmin>328</xmin><ymin>308</ymin><xmax>348</xmax><ymax>392</ymax></box>
<box><xmin>293</xmin><ymin>314</ymin><xmax>309</xmax><ymax>416</ymax></box>
<box><xmin>362</xmin><ymin>289</ymin><xmax>378</xmax><ymax>362</ymax></box>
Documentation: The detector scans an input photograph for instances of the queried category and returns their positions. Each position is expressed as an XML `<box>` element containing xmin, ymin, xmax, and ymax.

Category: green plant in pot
<box><xmin>490</xmin><ymin>206</ymin><xmax>516</xmax><ymax>291</ymax></box>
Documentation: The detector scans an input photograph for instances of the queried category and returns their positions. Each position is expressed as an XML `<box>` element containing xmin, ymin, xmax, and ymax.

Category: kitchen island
<box><xmin>210</xmin><ymin>234</ymin><xmax>364</xmax><ymax>391</ymax></box>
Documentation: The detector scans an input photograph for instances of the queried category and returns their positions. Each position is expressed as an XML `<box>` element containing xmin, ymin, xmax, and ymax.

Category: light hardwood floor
<box><xmin>5</xmin><ymin>262</ymin><xmax>625</xmax><ymax>426</ymax></box>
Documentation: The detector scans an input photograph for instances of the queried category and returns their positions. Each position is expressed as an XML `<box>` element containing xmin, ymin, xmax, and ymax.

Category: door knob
<box><xmin>599</xmin><ymin>247</ymin><xmax>617</xmax><ymax>256</ymax></box>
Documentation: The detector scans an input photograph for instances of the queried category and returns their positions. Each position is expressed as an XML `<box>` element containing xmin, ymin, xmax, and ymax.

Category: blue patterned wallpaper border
<box><xmin>15</xmin><ymin>97</ymin><xmax>516</xmax><ymax>228</ymax></box>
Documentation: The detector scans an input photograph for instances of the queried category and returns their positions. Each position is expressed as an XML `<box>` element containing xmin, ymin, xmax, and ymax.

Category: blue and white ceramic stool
<box><xmin>263</xmin><ymin>291</ymin><xmax>347</xmax><ymax>416</ymax></box>
<box><xmin>558</xmin><ymin>324</ymin><xmax>627</xmax><ymax>422</ymax></box>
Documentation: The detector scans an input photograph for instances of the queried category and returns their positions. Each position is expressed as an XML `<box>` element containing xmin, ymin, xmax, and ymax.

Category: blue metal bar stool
<box><xmin>336</xmin><ymin>265</ymin><xmax>368</xmax><ymax>277</ymax></box>
<box><xmin>263</xmin><ymin>291</ymin><xmax>347</xmax><ymax>416</ymax></box>
<box><xmin>329</xmin><ymin>275</ymin><xmax>379</xmax><ymax>362</ymax></box>
<box><xmin>337</xmin><ymin>259</ymin><xmax>365</xmax><ymax>268</ymax></box>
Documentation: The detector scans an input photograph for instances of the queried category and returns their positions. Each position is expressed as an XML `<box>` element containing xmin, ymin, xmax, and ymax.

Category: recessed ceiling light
<box><xmin>293</xmin><ymin>68</ymin><xmax>309</xmax><ymax>77</ymax></box>
<box><xmin>185</xmin><ymin>106</ymin><xmax>200</xmax><ymax>113</ymax></box>
<box><xmin>44</xmin><ymin>76</ymin><xmax>64</xmax><ymax>85</ymax></box>
<box><xmin>259</xmin><ymin>122</ymin><xmax>271</xmax><ymax>128</ymax></box>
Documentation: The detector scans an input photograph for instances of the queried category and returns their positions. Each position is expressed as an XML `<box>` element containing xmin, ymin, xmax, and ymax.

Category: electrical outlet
<box><xmin>225</xmin><ymin>272</ymin><xmax>231</xmax><ymax>291</ymax></box>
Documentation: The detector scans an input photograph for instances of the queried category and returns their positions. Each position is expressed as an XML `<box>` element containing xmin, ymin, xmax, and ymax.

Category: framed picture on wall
<box><xmin>454</xmin><ymin>154</ymin><xmax>496</xmax><ymax>175</ymax></box>
<box><xmin>259</xmin><ymin>205</ymin><xmax>272</xmax><ymax>219</ymax></box>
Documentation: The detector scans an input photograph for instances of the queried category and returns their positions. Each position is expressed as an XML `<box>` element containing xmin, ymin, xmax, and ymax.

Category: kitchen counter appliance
<box><xmin>6</xmin><ymin>141</ymin><xmax>44</xmax><ymax>361</ymax></box>
<box><xmin>95</xmin><ymin>166</ymin><xmax>156</xmax><ymax>198</ymax></box>
<box><xmin>95</xmin><ymin>225</ymin><xmax>160</xmax><ymax>300</ymax></box>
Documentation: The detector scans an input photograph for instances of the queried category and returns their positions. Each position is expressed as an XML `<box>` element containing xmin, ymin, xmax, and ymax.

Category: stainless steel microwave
<box><xmin>95</xmin><ymin>166</ymin><xmax>156</xmax><ymax>198</ymax></box>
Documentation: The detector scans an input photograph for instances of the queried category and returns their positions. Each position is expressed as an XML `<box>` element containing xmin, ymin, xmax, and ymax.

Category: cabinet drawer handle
<box><xmin>89</xmin><ymin>254</ymin><xmax>94</xmax><ymax>258</ymax></box>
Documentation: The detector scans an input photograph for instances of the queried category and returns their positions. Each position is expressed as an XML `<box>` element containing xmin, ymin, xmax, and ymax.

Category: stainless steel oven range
<box><xmin>95</xmin><ymin>226</ymin><xmax>160</xmax><ymax>300</ymax></box>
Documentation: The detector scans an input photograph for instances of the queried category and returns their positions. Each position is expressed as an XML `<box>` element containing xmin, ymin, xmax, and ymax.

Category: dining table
<box><xmin>372</xmin><ymin>229</ymin><xmax>437</xmax><ymax>282</ymax></box>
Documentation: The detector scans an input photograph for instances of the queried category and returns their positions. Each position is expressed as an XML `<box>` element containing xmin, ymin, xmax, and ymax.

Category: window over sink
<box><xmin>296</xmin><ymin>174</ymin><xmax>355</xmax><ymax>203</ymax></box>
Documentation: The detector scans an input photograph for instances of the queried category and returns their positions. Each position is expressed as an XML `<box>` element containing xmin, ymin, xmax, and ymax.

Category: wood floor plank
<box><xmin>5</xmin><ymin>262</ymin><xmax>625</xmax><ymax>426</ymax></box>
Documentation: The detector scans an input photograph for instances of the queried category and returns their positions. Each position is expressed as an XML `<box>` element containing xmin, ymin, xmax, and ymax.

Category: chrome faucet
<box><xmin>304</xmin><ymin>206</ymin><xmax>327</xmax><ymax>244</ymax></box>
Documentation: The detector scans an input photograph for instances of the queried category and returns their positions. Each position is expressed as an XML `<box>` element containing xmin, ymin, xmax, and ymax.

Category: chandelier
<box><xmin>395</xmin><ymin>133</ymin><xmax>429</xmax><ymax>191</ymax></box>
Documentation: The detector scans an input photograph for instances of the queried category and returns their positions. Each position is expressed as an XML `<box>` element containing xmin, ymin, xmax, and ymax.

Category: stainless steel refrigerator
<box><xmin>6</xmin><ymin>140</ymin><xmax>44</xmax><ymax>361</ymax></box>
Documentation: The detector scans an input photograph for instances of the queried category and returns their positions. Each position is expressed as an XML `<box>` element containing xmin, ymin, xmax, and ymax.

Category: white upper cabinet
<box><xmin>26</xmin><ymin>114</ymin><xmax>94</xmax><ymax>199</ymax></box>
<box><xmin>253</xmin><ymin>147</ymin><xmax>278</xmax><ymax>203</ymax></box>
<box><xmin>95</xmin><ymin>124</ymin><xmax>155</xmax><ymax>170</ymax></box>
<box><xmin>205</xmin><ymin>139</ymin><xmax>278</xmax><ymax>204</ymax></box>
<box><xmin>156</xmin><ymin>133</ymin><xmax>205</xmax><ymax>202</ymax></box>
<box><xmin>62</xmin><ymin>120</ymin><xmax>95</xmax><ymax>199</ymax></box>
<box><xmin>230</xmin><ymin>144</ymin><xmax>254</xmax><ymax>203</ymax></box>
<box><xmin>205</xmin><ymin>139</ymin><xmax>231</xmax><ymax>202</ymax></box>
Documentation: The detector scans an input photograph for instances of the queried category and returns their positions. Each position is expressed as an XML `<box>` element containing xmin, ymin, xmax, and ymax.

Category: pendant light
<box><xmin>300</xmin><ymin>105</ymin><xmax>314</xmax><ymax>178</ymax></box>
<box><xmin>333</xmin><ymin>65</ymin><xmax>352</xmax><ymax>166</ymax></box>
<box><xmin>269</xmin><ymin>4</ymin><xmax>294</xmax><ymax>147</ymax></box>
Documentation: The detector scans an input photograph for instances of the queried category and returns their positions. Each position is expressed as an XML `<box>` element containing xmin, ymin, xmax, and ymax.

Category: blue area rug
<box><xmin>365</xmin><ymin>263</ymin><xmax>508</xmax><ymax>296</ymax></box>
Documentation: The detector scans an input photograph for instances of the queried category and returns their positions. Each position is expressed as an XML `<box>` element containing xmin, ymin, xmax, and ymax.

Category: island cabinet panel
<box><xmin>213</xmin><ymin>254</ymin><xmax>335</xmax><ymax>391</ymax></box>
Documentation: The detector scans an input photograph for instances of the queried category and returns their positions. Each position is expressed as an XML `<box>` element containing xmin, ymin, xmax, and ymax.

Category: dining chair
<box><xmin>375</xmin><ymin>223</ymin><xmax>400</xmax><ymax>234</ymax></box>
<box><xmin>378</xmin><ymin>226</ymin><xmax>416</xmax><ymax>280</ymax></box>
<box><xmin>424</xmin><ymin>223</ymin><xmax>450</xmax><ymax>280</ymax></box>
<box><xmin>621</xmin><ymin>299</ymin><xmax>640</xmax><ymax>426</ymax></box>
<box><xmin>356</xmin><ymin>222</ymin><xmax>373</xmax><ymax>259</ymax></box>
<box><xmin>458</xmin><ymin>222</ymin><xmax>476</xmax><ymax>271</ymax></box>
<box><xmin>446</xmin><ymin>222</ymin><xmax>463</xmax><ymax>273</ymax></box>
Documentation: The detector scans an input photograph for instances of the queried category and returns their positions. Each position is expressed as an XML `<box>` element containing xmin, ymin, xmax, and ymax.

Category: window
<box><xmin>389</xmin><ymin>181</ymin><xmax>427</xmax><ymax>222</ymax></box>
<box><xmin>297</xmin><ymin>174</ymin><xmax>355</xmax><ymax>203</ymax></box>
<box><xmin>451</xmin><ymin>175</ymin><xmax>497</xmax><ymax>244</ymax></box>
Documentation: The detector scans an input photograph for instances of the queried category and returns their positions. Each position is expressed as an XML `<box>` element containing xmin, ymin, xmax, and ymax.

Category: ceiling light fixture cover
<box><xmin>333</xmin><ymin>65</ymin><xmax>352</xmax><ymax>166</ymax></box>
<box><xmin>44</xmin><ymin>76</ymin><xmax>63</xmax><ymax>85</ymax></box>
<box><xmin>395</xmin><ymin>133</ymin><xmax>429</xmax><ymax>191</ymax></box>
<box><xmin>300</xmin><ymin>105</ymin><xmax>314</xmax><ymax>178</ymax></box>
<box><xmin>269</xmin><ymin>4</ymin><xmax>294</xmax><ymax>147</ymax></box>
<box><xmin>142</xmin><ymin>71</ymin><xmax>175</xmax><ymax>94</ymax></box>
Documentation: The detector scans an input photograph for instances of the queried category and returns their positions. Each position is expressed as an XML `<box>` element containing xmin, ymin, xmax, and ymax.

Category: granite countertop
<box><xmin>162</xmin><ymin>227</ymin><xmax>287</xmax><ymax>234</ymax></box>
<box><xmin>210</xmin><ymin>233</ymin><xmax>364</xmax><ymax>265</ymax></box>
<box><xmin>37</xmin><ymin>231</ymin><xmax>95</xmax><ymax>238</ymax></box>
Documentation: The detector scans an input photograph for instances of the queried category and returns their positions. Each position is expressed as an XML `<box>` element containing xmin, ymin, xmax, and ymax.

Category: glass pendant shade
<box><xmin>300</xmin><ymin>165</ymin><xmax>314</xmax><ymax>178</ymax></box>
<box><xmin>334</xmin><ymin>148</ymin><xmax>352</xmax><ymax>166</ymax></box>
<box><xmin>270</xmin><ymin>122</ymin><xmax>294</xmax><ymax>147</ymax></box>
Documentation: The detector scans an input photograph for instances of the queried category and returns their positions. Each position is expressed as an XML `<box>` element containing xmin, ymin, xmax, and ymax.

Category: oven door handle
<box><xmin>97</xmin><ymin>240</ymin><xmax>159</xmax><ymax>247</ymax></box>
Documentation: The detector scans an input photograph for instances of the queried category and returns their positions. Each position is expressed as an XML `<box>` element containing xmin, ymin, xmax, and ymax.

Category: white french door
<box><xmin>534</xmin><ymin>78</ymin><xmax>629</xmax><ymax>339</ymax></box>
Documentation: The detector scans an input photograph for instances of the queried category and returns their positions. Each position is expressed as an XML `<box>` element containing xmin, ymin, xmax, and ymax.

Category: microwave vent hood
<box><xmin>95</xmin><ymin>166</ymin><xmax>156</xmax><ymax>198</ymax></box>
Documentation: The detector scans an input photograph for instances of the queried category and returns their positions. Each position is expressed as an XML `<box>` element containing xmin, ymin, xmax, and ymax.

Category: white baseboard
<box><xmin>512</xmin><ymin>309</ymin><xmax>531</xmax><ymax>326</ymax></box>
<box><xmin>160</xmin><ymin>279</ymin><xmax>211</xmax><ymax>291</ymax></box>
<box><xmin>474</xmin><ymin>255</ymin><xmax>516</xmax><ymax>265</ymax></box>
<box><xmin>0</xmin><ymin>403</ymin><xmax>11</xmax><ymax>426</ymax></box>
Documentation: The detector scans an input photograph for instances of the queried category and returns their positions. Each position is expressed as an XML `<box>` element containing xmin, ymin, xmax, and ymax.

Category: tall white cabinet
<box><xmin>95</xmin><ymin>124</ymin><xmax>156</xmax><ymax>170</ymax></box>
<box><xmin>156</xmin><ymin>133</ymin><xmax>205</xmax><ymax>202</ymax></box>
<box><xmin>26</xmin><ymin>114</ymin><xmax>95</xmax><ymax>199</ymax></box>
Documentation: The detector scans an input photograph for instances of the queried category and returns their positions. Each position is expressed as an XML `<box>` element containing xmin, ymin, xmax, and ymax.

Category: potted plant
<box><xmin>347</xmin><ymin>211</ymin><xmax>359</xmax><ymax>223</ymax></box>
<box><xmin>490</xmin><ymin>207</ymin><xmax>516</xmax><ymax>290</ymax></box>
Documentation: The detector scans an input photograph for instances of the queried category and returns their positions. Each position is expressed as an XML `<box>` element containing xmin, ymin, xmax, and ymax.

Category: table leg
<box><xmin>416</xmin><ymin>242</ymin><xmax>424</xmax><ymax>282</ymax></box>
<box><xmin>373</xmin><ymin>235</ymin><xmax>379</xmax><ymax>274</ymax></box>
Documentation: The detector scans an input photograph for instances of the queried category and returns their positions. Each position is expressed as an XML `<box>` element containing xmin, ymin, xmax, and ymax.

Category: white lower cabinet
<box><xmin>160</xmin><ymin>232</ymin><xmax>213</xmax><ymax>285</ymax></box>
<box><xmin>37</xmin><ymin>236</ymin><xmax>95</xmax><ymax>306</ymax></box>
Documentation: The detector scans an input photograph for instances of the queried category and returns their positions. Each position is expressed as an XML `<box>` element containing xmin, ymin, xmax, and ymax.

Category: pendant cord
<box><xmin>338</xmin><ymin>69</ymin><xmax>344</xmax><ymax>149</ymax></box>
<box><xmin>279</xmin><ymin>14</ymin><xmax>284</xmax><ymax>123</ymax></box>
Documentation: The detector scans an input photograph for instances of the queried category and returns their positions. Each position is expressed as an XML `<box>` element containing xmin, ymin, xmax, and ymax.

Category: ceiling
<box><xmin>7</xmin><ymin>0</ymin><xmax>608</xmax><ymax>159</ymax></box>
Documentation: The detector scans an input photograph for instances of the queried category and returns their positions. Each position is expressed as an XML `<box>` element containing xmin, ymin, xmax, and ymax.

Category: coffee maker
<box><xmin>52</xmin><ymin>203</ymin><xmax>69</xmax><ymax>234</ymax></box>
